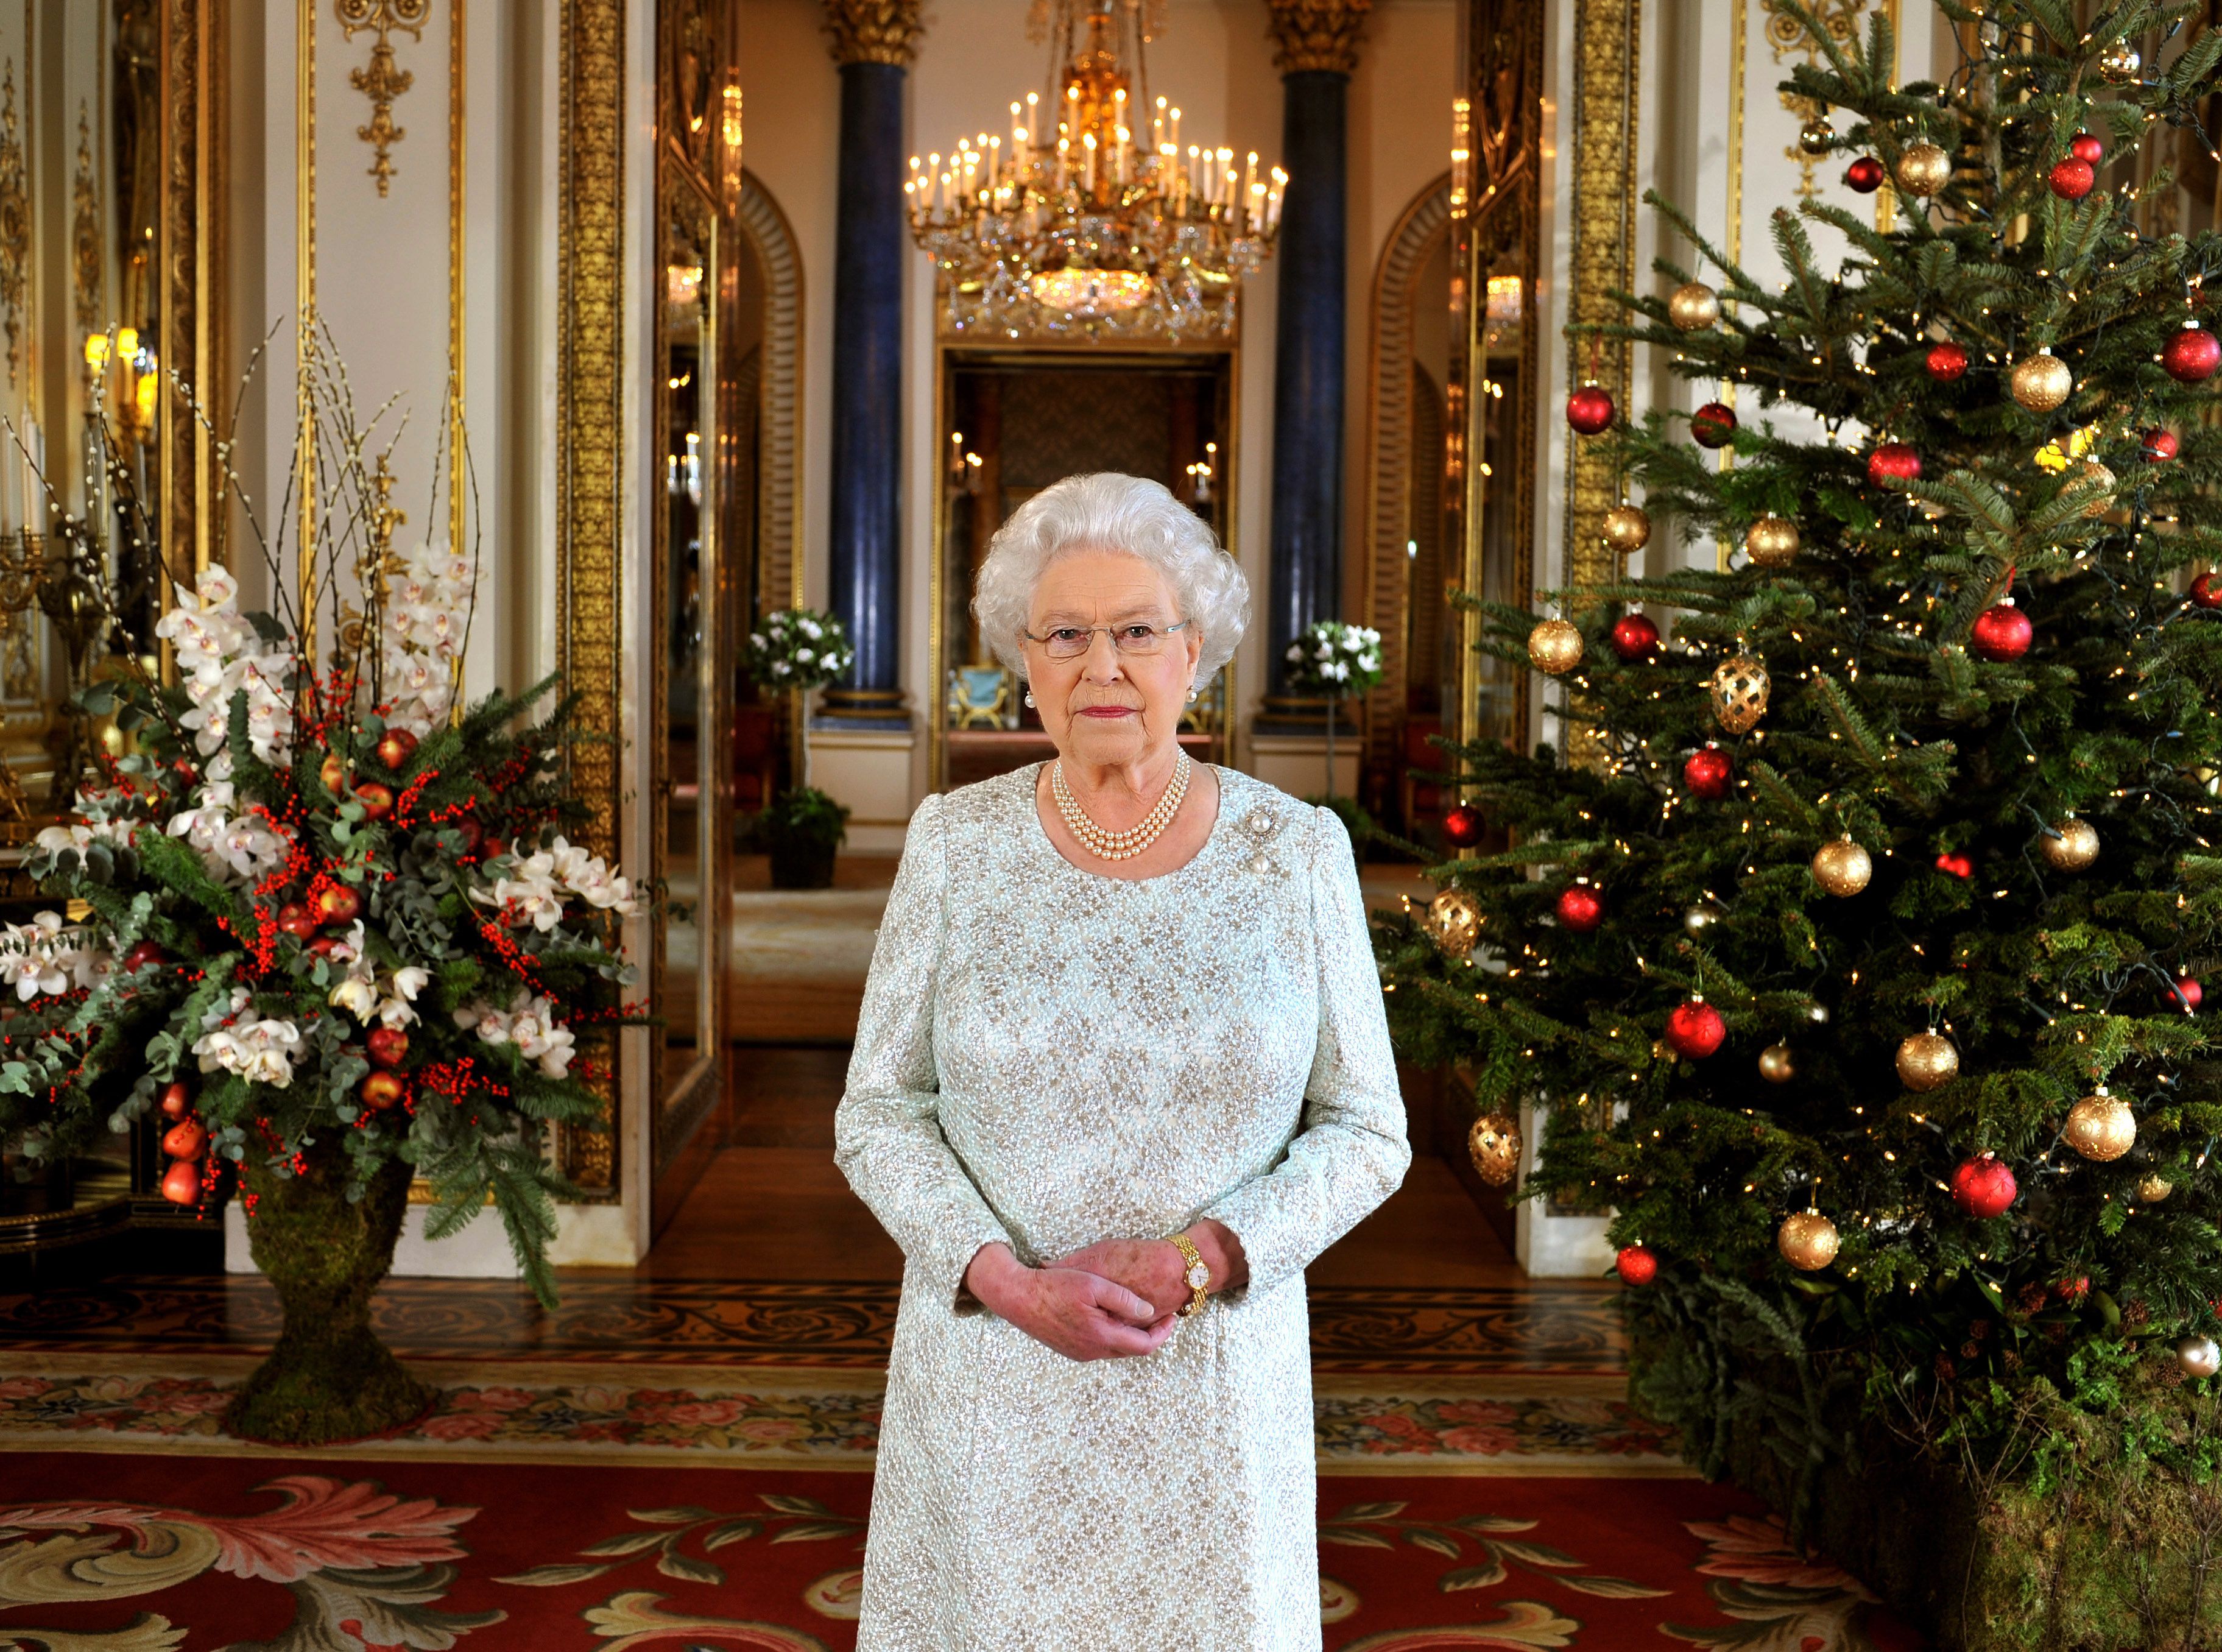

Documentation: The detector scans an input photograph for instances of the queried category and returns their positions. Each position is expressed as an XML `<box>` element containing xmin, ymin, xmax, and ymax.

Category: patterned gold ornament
<box><xmin>1797</xmin><ymin>116</ymin><xmax>1834</xmax><ymax>157</ymax></box>
<box><xmin>1708</xmin><ymin>654</ymin><xmax>1771</xmax><ymax>735</ymax></box>
<box><xmin>2070</xmin><ymin>459</ymin><xmax>2116</xmax><ymax>519</ymax></box>
<box><xmin>2008</xmin><ymin>350</ymin><xmax>2073</xmax><ymax>413</ymax></box>
<box><xmin>1668</xmin><ymin>281</ymin><xmax>1721</xmax><ymax>330</ymax></box>
<box><xmin>1895</xmin><ymin>141</ymin><xmax>1952</xmax><ymax>197</ymax></box>
<box><xmin>1758</xmin><ymin>1043</ymin><xmax>1795</xmax><ymax>1084</ymax></box>
<box><xmin>1744</xmin><ymin>515</ymin><xmax>1801</xmax><ymax>568</ymax></box>
<box><xmin>2139</xmin><ymin>1171</ymin><xmax>2174</xmax><ymax>1203</ymax></box>
<box><xmin>2180</xmin><ymin>1336</ymin><xmax>2221</xmax><ymax>1379</ymax></box>
<box><xmin>1425</xmin><ymin>888</ymin><xmax>1482</xmax><ymax>959</ymax></box>
<box><xmin>1777</xmin><ymin>1210</ymin><xmax>1840</xmax><ymax>1271</ymax></box>
<box><xmin>2064</xmin><ymin>1087</ymin><xmax>2136</xmax><ymax>1161</ymax></box>
<box><xmin>1528</xmin><ymin>618</ymin><xmax>1584</xmax><ymax>676</ymax></box>
<box><xmin>1811</xmin><ymin>837</ymin><xmax>1873</xmax><ymax>897</ymax></box>
<box><xmin>1603</xmin><ymin>503</ymin><xmax>1652</xmax><ymax>554</ymax></box>
<box><xmin>2098</xmin><ymin>40</ymin><xmax>2141</xmax><ymax>84</ymax></box>
<box><xmin>1467</xmin><ymin>1112</ymin><xmax>1523</xmax><ymax>1187</ymax></box>
<box><xmin>2040</xmin><ymin>816</ymin><xmax>2100</xmax><ymax>872</ymax></box>
<box><xmin>1896</xmin><ymin>1032</ymin><xmax>1959</xmax><ymax>1092</ymax></box>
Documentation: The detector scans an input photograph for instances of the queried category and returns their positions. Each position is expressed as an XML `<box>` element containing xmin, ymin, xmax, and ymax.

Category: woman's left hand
<box><xmin>1051</xmin><ymin>1220</ymin><xmax>1248</xmax><ymax>1319</ymax></box>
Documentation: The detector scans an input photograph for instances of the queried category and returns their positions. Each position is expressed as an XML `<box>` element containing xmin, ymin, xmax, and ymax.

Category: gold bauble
<box><xmin>2098</xmin><ymin>40</ymin><xmax>2142</xmax><ymax>84</ymax></box>
<box><xmin>2070</xmin><ymin>459</ymin><xmax>2116</xmax><ymax>519</ymax></box>
<box><xmin>1896</xmin><ymin>1032</ymin><xmax>1960</xmax><ymax>1092</ymax></box>
<box><xmin>1467</xmin><ymin>1112</ymin><xmax>1523</xmax><ymax>1188</ymax></box>
<box><xmin>2008</xmin><ymin>350</ymin><xmax>2073</xmax><ymax>414</ymax></box>
<box><xmin>1528</xmin><ymin>618</ymin><xmax>1584</xmax><ymax>676</ymax></box>
<box><xmin>1668</xmin><ymin>281</ymin><xmax>1722</xmax><ymax>330</ymax></box>
<box><xmin>2063</xmin><ymin>1088</ymin><xmax>2136</xmax><ymax>1162</ymax></box>
<box><xmin>2181</xmin><ymin>1336</ymin><xmax>2221</xmax><ymax>1379</ymax></box>
<box><xmin>2139</xmin><ymin>1171</ymin><xmax>2174</xmax><ymax>1203</ymax></box>
<box><xmin>1425</xmin><ymin>888</ymin><xmax>1482</xmax><ymax>959</ymax></box>
<box><xmin>1777</xmin><ymin>1210</ymin><xmax>1841</xmax><ymax>1272</ymax></box>
<box><xmin>2040</xmin><ymin>816</ymin><xmax>2100</xmax><ymax>872</ymax></box>
<box><xmin>1797</xmin><ymin>116</ymin><xmax>1834</xmax><ymax>157</ymax></box>
<box><xmin>1758</xmin><ymin>1043</ymin><xmax>1796</xmax><ymax>1084</ymax></box>
<box><xmin>1896</xmin><ymin>141</ymin><xmax>1952</xmax><ymax>197</ymax></box>
<box><xmin>1603</xmin><ymin>503</ymin><xmax>1652</xmax><ymax>554</ymax></box>
<box><xmin>1708</xmin><ymin>654</ymin><xmax>1771</xmax><ymax>735</ymax></box>
<box><xmin>1811</xmin><ymin>836</ymin><xmax>1873</xmax><ymax>898</ymax></box>
<box><xmin>1744</xmin><ymin>515</ymin><xmax>1801</xmax><ymax>568</ymax></box>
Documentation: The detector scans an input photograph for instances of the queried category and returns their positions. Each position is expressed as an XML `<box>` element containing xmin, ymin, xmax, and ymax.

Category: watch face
<box><xmin>1185</xmin><ymin>1262</ymin><xmax>1209</xmax><ymax>1290</ymax></box>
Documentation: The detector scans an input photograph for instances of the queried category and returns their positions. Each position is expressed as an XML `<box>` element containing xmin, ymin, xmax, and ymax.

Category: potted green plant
<box><xmin>745</xmin><ymin>606</ymin><xmax>855</xmax><ymax>890</ymax></box>
<box><xmin>1283</xmin><ymin>618</ymin><xmax>1383</xmax><ymax>847</ymax></box>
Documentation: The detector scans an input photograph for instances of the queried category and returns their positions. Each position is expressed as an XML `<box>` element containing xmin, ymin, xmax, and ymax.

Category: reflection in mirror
<box><xmin>1469</xmin><ymin>261</ymin><xmax>1525</xmax><ymax>749</ymax></box>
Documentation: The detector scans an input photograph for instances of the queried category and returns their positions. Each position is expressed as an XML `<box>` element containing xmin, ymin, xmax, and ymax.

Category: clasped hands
<box><xmin>962</xmin><ymin>1220</ymin><xmax>1248</xmax><ymax>1363</ymax></box>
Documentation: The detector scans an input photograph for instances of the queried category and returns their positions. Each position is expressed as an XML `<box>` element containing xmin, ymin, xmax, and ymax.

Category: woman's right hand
<box><xmin>962</xmin><ymin>1241</ymin><xmax>1177</xmax><ymax>1361</ymax></box>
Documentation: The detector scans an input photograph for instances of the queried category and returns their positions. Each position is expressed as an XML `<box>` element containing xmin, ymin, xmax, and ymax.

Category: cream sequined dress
<box><xmin>834</xmin><ymin>763</ymin><xmax>1410</xmax><ymax>1651</ymax></box>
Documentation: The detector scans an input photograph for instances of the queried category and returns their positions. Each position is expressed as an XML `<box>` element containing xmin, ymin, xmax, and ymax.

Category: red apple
<box><xmin>316</xmin><ymin>884</ymin><xmax>364</xmax><ymax>926</ymax></box>
<box><xmin>1615</xmin><ymin>1244</ymin><xmax>1659</xmax><ymax>1287</ymax></box>
<box><xmin>161</xmin><ymin>1119</ymin><xmax>206</xmax><ymax>1161</ymax></box>
<box><xmin>354</xmin><ymin>782</ymin><xmax>395</xmax><ymax>822</ymax></box>
<box><xmin>366</xmin><ymin>1026</ymin><xmax>410</xmax><ymax>1069</ymax></box>
<box><xmin>122</xmin><ymin>941</ymin><xmax>168</xmax><ymax>973</ymax></box>
<box><xmin>277</xmin><ymin>903</ymin><xmax>319</xmax><ymax>940</ymax></box>
<box><xmin>360</xmin><ymin>1070</ymin><xmax>406</xmax><ymax>1112</ymax></box>
<box><xmin>454</xmin><ymin>817</ymin><xmax>485</xmax><ymax>855</ymax></box>
<box><xmin>158</xmin><ymin>1081</ymin><xmax>192</xmax><ymax>1120</ymax></box>
<box><xmin>319</xmin><ymin>752</ymin><xmax>348</xmax><ymax>795</ymax></box>
<box><xmin>375</xmin><ymin>728</ymin><xmax>420</xmax><ymax>771</ymax></box>
<box><xmin>308</xmin><ymin>936</ymin><xmax>340</xmax><ymax>958</ymax></box>
<box><xmin>160</xmin><ymin>1159</ymin><xmax>203</xmax><ymax>1205</ymax></box>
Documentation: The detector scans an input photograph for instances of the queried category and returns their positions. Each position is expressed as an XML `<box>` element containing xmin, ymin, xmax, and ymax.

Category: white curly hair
<box><xmin>972</xmin><ymin>473</ymin><xmax>1250</xmax><ymax>683</ymax></box>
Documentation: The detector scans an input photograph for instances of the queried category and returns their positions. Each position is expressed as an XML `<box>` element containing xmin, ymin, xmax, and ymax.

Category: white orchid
<box><xmin>193</xmin><ymin>1016</ymin><xmax>302</xmax><ymax>1087</ymax></box>
<box><xmin>329</xmin><ymin>975</ymin><xmax>379</xmax><ymax>1022</ymax></box>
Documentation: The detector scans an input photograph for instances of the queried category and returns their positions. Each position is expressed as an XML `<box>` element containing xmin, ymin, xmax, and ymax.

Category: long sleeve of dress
<box><xmin>835</xmin><ymin>793</ymin><xmax>1015</xmax><ymax>1315</ymax></box>
<box><xmin>1203</xmin><ymin>805</ymin><xmax>1411</xmax><ymax>1299</ymax></box>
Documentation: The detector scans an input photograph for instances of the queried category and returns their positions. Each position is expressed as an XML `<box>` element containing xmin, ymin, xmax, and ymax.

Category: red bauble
<box><xmin>2047</xmin><ymin>157</ymin><xmax>2095</xmax><ymax>201</ymax></box>
<box><xmin>1610</xmin><ymin>613</ymin><xmax>1661</xmax><ymax>662</ymax></box>
<box><xmin>2143</xmin><ymin>426</ymin><xmax>2181</xmax><ymax>463</ymax></box>
<box><xmin>1935</xmin><ymin>852</ymin><xmax>1974</xmax><ymax>879</ymax></box>
<box><xmin>277</xmin><ymin>903</ymin><xmax>319</xmax><ymax>940</ymax></box>
<box><xmin>2193</xmin><ymin>573</ymin><xmax>2222</xmax><ymax>610</ymax></box>
<box><xmin>1684</xmin><ymin>746</ymin><xmax>1735</xmax><ymax>800</ymax></box>
<box><xmin>160</xmin><ymin>1160</ymin><xmax>203</xmax><ymax>1205</ymax></box>
<box><xmin>1442</xmin><ymin>803</ymin><xmax>1486</xmax><ymax>848</ymax></box>
<box><xmin>2069</xmin><ymin>131</ymin><xmax>2105</xmax><ymax>164</ymax></box>
<box><xmin>122</xmin><ymin>940</ymin><xmax>168</xmax><ymax>973</ymax></box>
<box><xmin>161</xmin><ymin>1119</ymin><xmax>206</xmax><ymax>1161</ymax></box>
<box><xmin>361</xmin><ymin>1070</ymin><xmax>406</xmax><ymax>1112</ymax></box>
<box><xmin>2176</xmin><ymin>975</ymin><xmax>2204</xmax><ymax>1012</ymax></box>
<box><xmin>2164</xmin><ymin>324</ymin><xmax>2222</xmax><ymax>384</ymax></box>
<box><xmin>1844</xmin><ymin>156</ymin><xmax>1885</xmax><ymax>193</ymax></box>
<box><xmin>1952</xmin><ymin>1154</ymin><xmax>2019</xmax><ymax>1218</ymax></box>
<box><xmin>1867</xmin><ymin>442</ymin><xmax>1922</xmax><ymax>486</ymax></box>
<box><xmin>1690</xmin><ymin>401</ymin><xmax>1738</xmax><ymax>450</ymax></box>
<box><xmin>316</xmin><ymin>884</ymin><xmax>364</xmax><ymax>926</ymax></box>
<box><xmin>1666</xmin><ymin>1000</ymin><xmax>1727</xmax><ymax>1059</ymax></box>
<box><xmin>1615</xmin><ymin>1244</ymin><xmax>1659</xmax><ymax>1287</ymax></box>
<box><xmin>1566</xmin><ymin>384</ymin><xmax>1616</xmax><ymax>435</ymax></box>
<box><xmin>1925</xmin><ymin>342</ymin><xmax>1969</xmax><ymax>382</ymax></box>
<box><xmin>1556</xmin><ymin>886</ymin><xmax>1604</xmax><ymax>933</ymax></box>
<box><xmin>367</xmin><ymin>1026</ymin><xmax>410</xmax><ymax>1069</ymax></box>
<box><xmin>375</xmin><ymin>728</ymin><xmax>419</xmax><ymax>771</ymax></box>
<box><xmin>158</xmin><ymin>1081</ymin><xmax>192</xmax><ymax>1120</ymax></box>
<box><xmin>1969</xmin><ymin>601</ymin><xmax>2033</xmax><ymax>662</ymax></box>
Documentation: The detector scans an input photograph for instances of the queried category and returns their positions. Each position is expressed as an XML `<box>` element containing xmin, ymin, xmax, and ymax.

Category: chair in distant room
<box><xmin>947</xmin><ymin>665</ymin><xmax>1015</xmax><ymax>730</ymax></box>
<box><xmin>732</xmin><ymin>703</ymin><xmax>782</xmax><ymax>811</ymax></box>
<box><xmin>1400</xmin><ymin>713</ymin><xmax>1447</xmax><ymax>834</ymax></box>
<box><xmin>1179</xmin><ymin>669</ymin><xmax>1224</xmax><ymax>736</ymax></box>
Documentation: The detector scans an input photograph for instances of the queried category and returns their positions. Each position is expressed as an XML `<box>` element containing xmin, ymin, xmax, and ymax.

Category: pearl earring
<box><xmin>1024</xmin><ymin>691</ymin><xmax>1036</xmax><ymax>707</ymax></box>
<box><xmin>1186</xmin><ymin>686</ymin><xmax>1199</xmax><ymax>703</ymax></box>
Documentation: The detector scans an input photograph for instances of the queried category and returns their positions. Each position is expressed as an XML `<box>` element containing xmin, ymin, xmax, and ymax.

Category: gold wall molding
<box><xmin>70</xmin><ymin>105</ymin><xmax>99</xmax><ymax>340</ymax></box>
<box><xmin>820</xmin><ymin>0</ymin><xmax>921</xmax><ymax>68</ymax></box>
<box><xmin>1561</xmin><ymin>0</ymin><xmax>1638</xmax><ymax>598</ymax></box>
<box><xmin>1263</xmin><ymin>0</ymin><xmax>1372</xmax><ymax>75</ymax></box>
<box><xmin>737</xmin><ymin>171</ymin><xmax>803</xmax><ymax>611</ymax></box>
<box><xmin>1762</xmin><ymin>0</ymin><xmax>1861</xmax><ymax>199</ymax></box>
<box><xmin>161</xmin><ymin>0</ymin><xmax>228</xmax><ymax>577</ymax></box>
<box><xmin>556</xmin><ymin>0</ymin><xmax>625</xmax><ymax>1198</ymax></box>
<box><xmin>336</xmin><ymin>0</ymin><xmax>428</xmax><ymax>197</ymax></box>
<box><xmin>0</xmin><ymin>66</ymin><xmax>23</xmax><ymax>386</ymax></box>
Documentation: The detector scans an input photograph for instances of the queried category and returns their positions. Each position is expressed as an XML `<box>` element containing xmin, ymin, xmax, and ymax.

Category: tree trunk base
<box><xmin>224</xmin><ymin>1325</ymin><xmax>433</xmax><ymax>1444</ymax></box>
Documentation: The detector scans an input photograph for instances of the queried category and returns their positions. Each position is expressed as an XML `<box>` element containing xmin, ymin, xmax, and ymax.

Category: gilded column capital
<box><xmin>822</xmin><ymin>0</ymin><xmax>922</xmax><ymax>68</ymax></box>
<box><xmin>1263</xmin><ymin>0</ymin><xmax>1372</xmax><ymax>75</ymax></box>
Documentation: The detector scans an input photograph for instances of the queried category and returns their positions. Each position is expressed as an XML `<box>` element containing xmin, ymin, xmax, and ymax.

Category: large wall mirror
<box><xmin>0</xmin><ymin>0</ymin><xmax>224</xmax><ymax>1278</ymax></box>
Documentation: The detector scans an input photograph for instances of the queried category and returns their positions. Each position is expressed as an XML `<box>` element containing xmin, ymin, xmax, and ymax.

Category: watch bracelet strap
<box><xmin>1169</xmin><ymin>1231</ymin><xmax>1210</xmax><ymax>1316</ymax></box>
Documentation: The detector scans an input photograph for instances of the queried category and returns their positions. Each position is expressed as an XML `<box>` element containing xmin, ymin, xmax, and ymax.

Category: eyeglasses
<box><xmin>1021</xmin><ymin>620</ymin><xmax>1190</xmax><ymax>661</ymax></box>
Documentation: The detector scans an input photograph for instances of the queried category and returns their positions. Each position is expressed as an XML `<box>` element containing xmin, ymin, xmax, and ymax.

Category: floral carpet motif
<box><xmin>0</xmin><ymin>1455</ymin><xmax>1925</xmax><ymax>1650</ymax></box>
<box><xmin>0</xmin><ymin>1364</ymin><xmax>1676</xmax><ymax>1474</ymax></box>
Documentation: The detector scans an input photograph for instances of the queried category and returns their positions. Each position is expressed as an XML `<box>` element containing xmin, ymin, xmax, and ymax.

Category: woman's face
<box><xmin>1023</xmin><ymin>549</ymin><xmax>1203</xmax><ymax>773</ymax></box>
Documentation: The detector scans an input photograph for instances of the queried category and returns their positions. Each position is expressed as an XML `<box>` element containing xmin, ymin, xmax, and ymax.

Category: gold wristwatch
<box><xmin>1169</xmin><ymin>1232</ymin><xmax>1211</xmax><ymax>1317</ymax></box>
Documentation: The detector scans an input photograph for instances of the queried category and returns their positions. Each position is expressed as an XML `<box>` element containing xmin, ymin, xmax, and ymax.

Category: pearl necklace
<box><xmin>1052</xmin><ymin>752</ymin><xmax>1193</xmax><ymax>862</ymax></box>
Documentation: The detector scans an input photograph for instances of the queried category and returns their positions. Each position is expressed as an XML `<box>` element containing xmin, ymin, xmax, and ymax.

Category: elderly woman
<box><xmin>834</xmin><ymin>471</ymin><xmax>1409</xmax><ymax>1650</ymax></box>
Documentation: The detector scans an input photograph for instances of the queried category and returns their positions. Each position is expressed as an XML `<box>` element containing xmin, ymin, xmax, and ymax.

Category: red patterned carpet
<box><xmin>1</xmin><ymin>1451</ymin><xmax>1924</xmax><ymax>1650</ymax></box>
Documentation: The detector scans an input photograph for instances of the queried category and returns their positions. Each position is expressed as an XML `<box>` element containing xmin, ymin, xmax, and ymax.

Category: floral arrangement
<box><xmin>0</xmin><ymin>543</ymin><xmax>637</xmax><ymax>1306</ymax></box>
<box><xmin>1282</xmin><ymin>618</ymin><xmax>1384</xmax><ymax>699</ymax></box>
<box><xmin>744</xmin><ymin>605</ymin><xmax>853</xmax><ymax>694</ymax></box>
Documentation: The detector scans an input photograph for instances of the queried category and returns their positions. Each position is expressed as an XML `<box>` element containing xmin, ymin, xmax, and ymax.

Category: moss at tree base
<box><xmin>224</xmin><ymin>1148</ymin><xmax>432</xmax><ymax>1446</ymax></box>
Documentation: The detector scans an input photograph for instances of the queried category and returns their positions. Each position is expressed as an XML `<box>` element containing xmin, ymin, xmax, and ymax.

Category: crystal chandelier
<box><xmin>907</xmin><ymin>0</ymin><xmax>1285</xmax><ymax>342</ymax></box>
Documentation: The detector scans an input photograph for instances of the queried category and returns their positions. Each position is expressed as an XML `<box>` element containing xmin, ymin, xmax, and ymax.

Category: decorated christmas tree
<box><xmin>1381</xmin><ymin>4</ymin><xmax>2222</xmax><ymax>1642</ymax></box>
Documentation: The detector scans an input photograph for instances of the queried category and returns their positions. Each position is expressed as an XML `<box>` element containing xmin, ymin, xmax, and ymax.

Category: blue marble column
<box><xmin>820</xmin><ymin>3</ymin><xmax>920</xmax><ymax>722</ymax></box>
<box><xmin>1263</xmin><ymin>1</ymin><xmax>1369</xmax><ymax>704</ymax></box>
